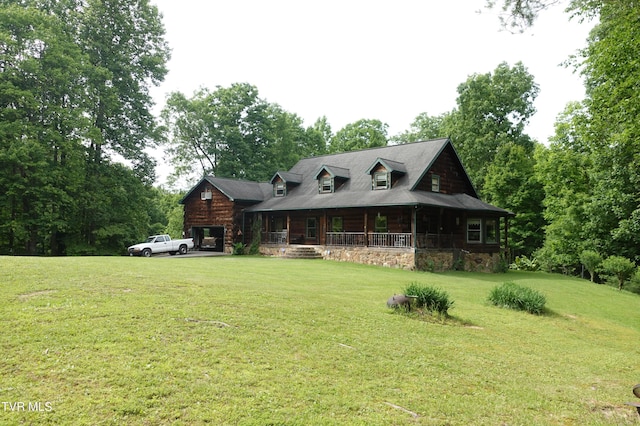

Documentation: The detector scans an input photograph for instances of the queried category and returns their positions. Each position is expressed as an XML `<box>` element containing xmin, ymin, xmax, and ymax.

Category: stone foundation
<box><xmin>260</xmin><ymin>244</ymin><xmax>415</xmax><ymax>270</ymax></box>
<box><xmin>260</xmin><ymin>244</ymin><xmax>501</xmax><ymax>272</ymax></box>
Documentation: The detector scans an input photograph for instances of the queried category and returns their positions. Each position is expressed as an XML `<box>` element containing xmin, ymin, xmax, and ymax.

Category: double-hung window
<box><xmin>274</xmin><ymin>182</ymin><xmax>285</xmax><ymax>197</ymax></box>
<box><xmin>467</xmin><ymin>219</ymin><xmax>482</xmax><ymax>243</ymax></box>
<box><xmin>373</xmin><ymin>172</ymin><xmax>389</xmax><ymax>190</ymax></box>
<box><xmin>319</xmin><ymin>177</ymin><xmax>333</xmax><ymax>193</ymax></box>
<box><xmin>431</xmin><ymin>174</ymin><xmax>440</xmax><ymax>192</ymax></box>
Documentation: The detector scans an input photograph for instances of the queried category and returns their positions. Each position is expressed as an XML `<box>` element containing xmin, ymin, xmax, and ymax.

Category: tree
<box><xmin>392</xmin><ymin>112</ymin><xmax>449</xmax><ymax>144</ymax></box>
<box><xmin>0</xmin><ymin>0</ymin><xmax>170</xmax><ymax>255</ymax></box>
<box><xmin>533</xmin><ymin>102</ymin><xmax>592</xmax><ymax>271</ymax></box>
<box><xmin>163</xmin><ymin>83</ymin><xmax>319</xmax><ymax>183</ymax></box>
<box><xmin>329</xmin><ymin>119</ymin><xmax>388</xmax><ymax>153</ymax></box>
<box><xmin>484</xmin><ymin>142</ymin><xmax>545</xmax><ymax>257</ymax></box>
<box><xmin>448</xmin><ymin>61</ymin><xmax>539</xmax><ymax>193</ymax></box>
<box><xmin>0</xmin><ymin>4</ymin><xmax>86</xmax><ymax>254</ymax></box>
<box><xmin>80</xmin><ymin>0</ymin><xmax>170</xmax><ymax>178</ymax></box>
<box><xmin>601</xmin><ymin>256</ymin><xmax>636</xmax><ymax>291</ymax></box>
<box><xmin>579</xmin><ymin>250</ymin><xmax>601</xmax><ymax>282</ymax></box>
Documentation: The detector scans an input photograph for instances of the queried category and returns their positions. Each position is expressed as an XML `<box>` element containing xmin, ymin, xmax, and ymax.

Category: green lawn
<box><xmin>1</xmin><ymin>255</ymin><xmax>639</xmax><ymax>425</ymax></box>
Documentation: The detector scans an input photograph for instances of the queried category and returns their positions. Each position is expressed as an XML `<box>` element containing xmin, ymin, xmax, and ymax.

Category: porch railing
<box><xmin>369</xmin><ymin>232</ymin><xmax>412</xmax><ymax>248</ymax></box>
<box><xmin>263</xmin><ymin>231</ymin><xmax>415</xmax><ymax>248</ymax></box>
<box><xmin>264</xmin><ymin>231</ymin><xmax>287</xmax><ymax>244</ymax></box>
<box><xmin>326</xmin><ymin>232</ymin><xmax>366</xmax><ymax>246</ymax></box>
<box><xmin>416</xmin><ymin>233</ymin><xmax>459</xmax><ymax>249</ymax></box>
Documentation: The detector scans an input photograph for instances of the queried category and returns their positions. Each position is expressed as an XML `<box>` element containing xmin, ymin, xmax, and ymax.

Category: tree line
<box><xmin>0</xmin><ymin>0</ymin><xmax>169</xmax><ymax>255</ymax></box>
<box><xmin>1</xmin><ymin>0</ymin><xmax>639</xmax><ymax>290</ymax></box>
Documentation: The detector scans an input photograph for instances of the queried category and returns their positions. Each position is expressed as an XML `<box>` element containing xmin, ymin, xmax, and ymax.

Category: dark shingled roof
<box><xmin>270</xmin><ymin>171</ymin><xmax>303</xmax><ymax>185</ymax></box>
<box><xmin>180</xmin><ymin>176</ymin><xmax>272</xmax><ymax>204</ymax></box>
<box><xmin>245</xmin><ymin>139</ymin><xmax>511</xmax><ymax>216</ymax></box>
<box><xmin>181</xmin><ymin>139</ymin><xmax>511</xmax><ymax>216</ymax></box>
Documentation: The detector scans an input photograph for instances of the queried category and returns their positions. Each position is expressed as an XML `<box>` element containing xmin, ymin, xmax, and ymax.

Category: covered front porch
<box><xmin>258</xmin><ymin>205</ymin><xmax>507</xmax><ymax>252</ymax></box>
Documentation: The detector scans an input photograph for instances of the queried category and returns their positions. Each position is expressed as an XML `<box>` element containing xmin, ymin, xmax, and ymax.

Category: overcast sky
<box><xmin>150</xmin><ymin>0</ymin><xmax>595</xmax><ymax>185</ymax></box>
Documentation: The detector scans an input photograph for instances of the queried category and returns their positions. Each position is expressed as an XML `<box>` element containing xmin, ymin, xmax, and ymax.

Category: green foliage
<box><xmin>0</xmin><ymin>1</ymin><xmax>169</xmax><ymax>255</ymax></box>
<box><xmin>392</xmin><ymin>112</ymin><xmax>449</xmax><ymax>144</ymax></box>
<box><xmin>488</xmin><ymin>281</ymin><xmax>546</xmax><ymax>314</ymax></box>
<box><xmin>600</xmin><ymin>255</ymin><xmax>636</xmax><ymax>291</ymax></box>
<box><xmin>449</xmin><ymin>61</ymin><xmax>538</xmax><ymax>193</ymax></box>
<box><xmin>162</xmin><ymin>84</ymin><xmax>323</xmax><ymax>183</ymax></box>
<box><xmin>579</xmin><ymin>250</ymin><xmax>602</xmax><ymax>282</ymax></box>
<box><xmin>628</xmin><ymin>270</ymin><xmax>640</xmax><ymax>295</ymax></box>
<box><xmin>403</xmin><ymin>282</ymin><xmax>454</xmax><ymax>316</ymax></box>
<box><xmin>329</xmin><ymin>119</ymin><xmax>389</xmax><ymax>153</ymax></box>
<box><xmin>232</xmin><ymin>242</ymin><xmax>246</xmax><ymax>255</ymax></box>
<box><xmin>484</xmin><ymin>142</ymin><xmax>545</xmax><ymax>257</ymax></box>
<box><xmin>509</xmin><ymin>255</ymin><xmax>539</xmax><ymax>271</ymax></box>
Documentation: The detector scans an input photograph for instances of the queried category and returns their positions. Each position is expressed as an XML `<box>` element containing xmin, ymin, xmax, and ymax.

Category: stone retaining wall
<box><xmin>260</xmin><ymin>244</ymin><xmax>500</xmax><ymax>272</ymax></box>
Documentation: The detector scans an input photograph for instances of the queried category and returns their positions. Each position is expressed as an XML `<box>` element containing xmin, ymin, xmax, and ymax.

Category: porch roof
<box><xmin>245</xmin><ymin>188</ymin><xmax>511</xmax><ymax>215</ymax></box>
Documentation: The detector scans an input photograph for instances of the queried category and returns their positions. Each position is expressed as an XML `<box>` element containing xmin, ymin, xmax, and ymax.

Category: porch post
<box><xmin>286</xmin><ymin>213</ymin><xmax>291</xmax><ymax>244</ymax></box>
<box><xmin>504</xmin><ymin>216</ymin><xmax>510</xmax><ymax>262</ymax></box>
<box><xmin>364</xmin><ymin>209</ymin><xmax>368</xmax><ymax>247</ymax></box>
<box><xmin>321</xmin><ymin>210</ymin><xmax>327</xmax><ymax>245</ymax></box>
<box><xmin>412</xmin><ymin>206</ymin><xmax>417</xmax><ymax>249</ymax></box>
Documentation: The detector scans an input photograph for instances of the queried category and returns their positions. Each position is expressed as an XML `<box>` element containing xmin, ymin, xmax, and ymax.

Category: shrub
<box><xmin>509</xmin><ymin>255</ymin><xmax>539</xmax><ymax>271</ymax></box>
<box><xmin>403</xmin><ymin>282</ymin><xmax>454</xmax><ymax>316</ymax></box>
<box><xmin>232</xmin><ymin>243</ymin><xmax>246</xmax><ymax>255</ymax></box>
<box><xmin>488</xmin><ymin>282</ymin><xmax>546</xmax><ymax>315</ymax></box>
<box><xmin>600</xmin><ymin>255</ymin><xmax>636</xmax><ymax>290</ymax></box>
<box><xmin>579</xmin><ymin>250</ymin><xmax>602</xmax><ymax>282</ymax></box>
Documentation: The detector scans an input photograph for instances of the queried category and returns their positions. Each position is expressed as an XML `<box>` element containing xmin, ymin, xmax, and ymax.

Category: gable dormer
<box><xmin>314</xmin><ymin>165</ymin><xmax>350</xmax><ymax>194</ymax></box>
<box><xmin>411</xmin><ymin>141</ymin><xmax>476</xmax><ymax>196</ymax></box>
<box><xmin>366</xmin><ymin>158</ymin><xmax>406</xmax><ymax>190</ymax></box>
<box><xmin>270</xmin><ymin>171</ymin><xmax>302</xmax><ymax>197</ymax></box>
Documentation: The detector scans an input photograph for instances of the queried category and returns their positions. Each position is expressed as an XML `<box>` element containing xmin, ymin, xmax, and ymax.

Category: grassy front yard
<box><xmin>1</xmin><ymin>255</ymin><xmax>639</xmax><ymax>424</ymax></box>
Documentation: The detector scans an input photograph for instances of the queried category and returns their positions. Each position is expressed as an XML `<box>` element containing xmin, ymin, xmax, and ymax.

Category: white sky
<box><xmin>150</xmin><ymin>0</ymin><xmax>595</xmax><ymax>186</ymax></box>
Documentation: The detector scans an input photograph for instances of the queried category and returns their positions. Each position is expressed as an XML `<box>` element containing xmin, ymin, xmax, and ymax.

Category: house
<box><xmin>180</xmin><ymin>138</ymin><xmax>513</xmax><ymax>271</ymax></box>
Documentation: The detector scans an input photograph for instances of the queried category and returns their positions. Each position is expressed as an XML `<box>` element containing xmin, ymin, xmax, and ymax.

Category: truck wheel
<box><xmin>142</xmin><ymin>248</ymin><xmax>152</xmax><ymax>257</ymax></box>
<box><xmin>178</xmin><ymin>244</ymin><xmax>188</xmax><ymax>255</ymax></box>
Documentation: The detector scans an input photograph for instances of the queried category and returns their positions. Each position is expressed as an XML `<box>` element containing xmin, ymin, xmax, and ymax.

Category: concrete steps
<box><xmin>284</xmin><ymin>246</ymin><xmax>323</xmax><ymax>259</ymax></box>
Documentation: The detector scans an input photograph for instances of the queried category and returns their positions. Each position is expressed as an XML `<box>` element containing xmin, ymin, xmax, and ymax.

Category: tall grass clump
<box><xmin>404</xmin><ymin>282</ymin><xmax>454</xmax><ymax>316</ymax></box>
<box><xmin>488</xmin><ymin>281</ymin><xmax>546</xmax><ymax>315</ymax></box>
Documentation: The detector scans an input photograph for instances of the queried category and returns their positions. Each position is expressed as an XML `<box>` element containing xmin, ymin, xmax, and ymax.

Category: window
<box><xmin>485</xmin><ymin>219</ymin><xmax>497</xmax><ymax>244</ymax></box>
<box><xmin>375</xmin><ymin>215</ymin><xmax>387</xmax><ymax>233</ymax></box>
<box><xmin>155</xmin><ymin>235</ymin><xmax>165</xmax><ymax>243</ymax></box>
<box><xmin>373</xmin><ymin>172</ymin><xmax>389</xmax><ymax>190</ymax></box>
<box><xmin>467</xmin><ymin>218</ymin><xmax>481</xmax><ymax>243</ymax></box>
<box><xmin>431</xmin><ymin>174</ymin><xmax>440</xmax><ymax>192</ymax></box>
<box><xmin>274</xmin><ymin>182</ymin><xmax>285</xmax><ymax>197</ymax></box>
<box><xmin>319</xmin><ymin>177</ymin><xmax>333</xmax><ymax>193</ymax></box>
<box><xmin>306</xmin><ymin>217</ymin><xmax>317</xmax><ymax>238</ymax></box>
<box><xmin>331</xmin><ymin>217</ymin><xmax>343</xmax><ymax>232</ymax></box>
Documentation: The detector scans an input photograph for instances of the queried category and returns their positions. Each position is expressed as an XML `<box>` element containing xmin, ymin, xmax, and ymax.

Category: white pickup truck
<box><xmin>128</xmin><ymin>235</ymin><xmax>194</xmax><ymax>257</ymax></box>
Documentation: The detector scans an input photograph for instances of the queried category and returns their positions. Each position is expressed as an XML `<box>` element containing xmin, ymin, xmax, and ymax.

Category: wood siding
<box><xmin>182</xmin><ymin>182</ymin><xmax>245</xmax><ymax>251</ymax></box>
<box><xmin>414</xmin><ymin>144</ymin><xmax>474</xmax><ymax>194</ymax></box>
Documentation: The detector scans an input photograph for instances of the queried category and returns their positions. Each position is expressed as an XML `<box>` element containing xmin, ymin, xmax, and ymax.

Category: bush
<box><xmin>600</xmin><ymin>255</ymin><xmax>636</xmax><ymax>290</ymax></box>
<box><xmin>579</xmin><ymin>250</ymin><xmax>602</xmax><ymax>282</ymax></box>
<box><xmin>509</xmin><ymin>255</ymin><xmax>540</xmax><ymax>271</ymax></box>
<box><xmin>403</xmin><ymin>282</ymin><xmax>454</xmax><ymax>316</ymax></box>
<box><xmin>232</xmin><ymin>243</ymin><xmax>246</xmax><ymax>255</ymax></box>
<box><xmin>488</xmin><ymin>282</ymin><xmax>546</xmax><ymax>315</ymax></box>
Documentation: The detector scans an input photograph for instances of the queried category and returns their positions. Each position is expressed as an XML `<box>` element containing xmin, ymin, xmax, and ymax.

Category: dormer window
<box><xmin>367</xmin><ymin>158</ymin><xmax>406</xmax><ymax>191</ymax></box>
<box><xmin>431</xmin><ymin>174</ymin><xmax>440</xmax><ymax>192</ymax></box>
<box><xmin>274</xmin><ymin>182</ymin><xmax>286</xmax><ymax>197</ymax></box>
<box><xmin>270</xmin><ymin>171</ymin><xmax>302</xmax><ymax>198</ymax></box>
<box><xmin>315</xmin><ymin>165</ymin><xmax>349</xmax><ymax>194</ymax></box>
<box><xmin>373</xmin><ymin>172</ymin><xmax>389</xmax><ymax>190</ymax></box>
<box><xmin>319</xmin><ymin>176</ymin><xmax>334</xmax><ymax>193</ymax></box>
